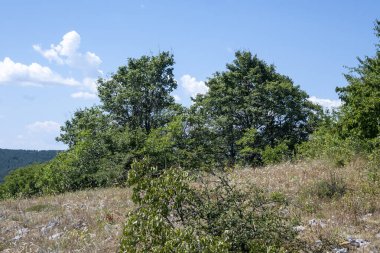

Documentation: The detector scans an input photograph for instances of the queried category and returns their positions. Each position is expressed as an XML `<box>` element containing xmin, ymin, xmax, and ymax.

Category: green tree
<box><xmin>55</xmin><ymin>106</ymin><xmax>126</xmax><ymax>188</ymax></box>
<box><xmin>98</xmin><ymin>52</ymin><xmax>178</xmax><ymax>133</ymax></box>
<box><xmin>191</xmin><ymin>51</ymin><xmax>320</xmax><ymax>166</ymax></box>
<box><xmin>57</xmin><ymin>107</ymin><xmax>111</xmax><ymax>148</ymax></box>
<box><xmin>336</xmin><ymin>20</ymin><xmax>380</xmax><ymax>139</ymax></box>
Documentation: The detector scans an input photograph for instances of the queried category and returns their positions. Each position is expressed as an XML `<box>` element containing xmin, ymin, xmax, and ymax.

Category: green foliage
<box><xmin>236</xmin><ymin>128</ymin><xmax>262</xmax><ymax>166</ymax></box>
<box><xmin>262</xmin><ymin>141</ymin><xmax>291</xmax><ymax>165</ymax></box>
<box><xmin>336</xmin><ymin>20</ymin><xmax>380</xmax><ymax>139</ymax></box>
<box><xmin>0</xmin><ymin>149</ymin><xmax>58</xmax><ymax>182</ymax></box>
<box><xmin>121</xmin><ymin>160</ymin><xmax>228</xmax><ymax>252</ymax></box>
<box><xmin>140</xmin><ymin>115</ymin><xmax>192</xmax><ymax>169</ymax></box>
<box><xmin>98</xmin><ymin>52</ymin><xmax>178</xmax><ymax>132</ymax></box>
<box><xmin>1</xmin><ymin>51</ymin><xmax>322</xmax><ymax>200</ymax></box>
<box><xmin>367</xmin><ymin>138</ymin><xmax>380</xmax><ymax>188</ymax></box>
<box><xmin>297</xmin><ymin>113</ymin><xmax>370</xmax><ymax>167</ymax></box>
<box><xmin>0</xmin><ymin>163</ymin><xmax>46</xmax><ymax>199</ymax></box>
<box><xmin>191</xmin><ymin>51</ymin><xmax>320</xmax><ymax>167</ymax></box>
<box><xmin>25</xmin><ymin>204</ymin><xmax>52</xmax><ymax>212</ymax></box>
<box><xmin>56</xmin><ymin>106</ymin><xmax>110</xmax><ymax>148</ymax></box>
<box><xmin>237</xmin><ymin>129</ymin><xmax>292</xmax><ymax>166</ymax></box>
<box><xmin>312</xmin><ymin>173</ymin><xmax>347</xmax><ymax>199</ymax></box>
<box><xmin>120</xmin><ymin>160</ymin><xmax>302</xmax><ymax>252</ymax></box>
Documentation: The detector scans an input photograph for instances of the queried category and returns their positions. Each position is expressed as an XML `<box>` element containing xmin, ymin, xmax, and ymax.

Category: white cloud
<box><xmin>0</xmin><ymin>31</ymin><xmax>101</xmax><ymax>99</ymax></box>
<box><xmin>31</xmin><ymin>31</ymin><xmax>103</xmax><ymax>100</ymax></box>
<box><xmin>82</xmin><ymin>77</ymin><xmax>98</xmax><ymax>93</ymax></box>
<box><xmin>33</xmin><ymin>31</ymin><xmax>102</xmax><ymax>74</ymax></box>
<box><xmin>27</xmin><ymin>121</ymin><xmax>61</xmax><ymax>133</ymax></box>
<box><xmin>308</xmin><ymin>96</ymin><xmax>342</xmax><ymax>109</ymax></box>
<box><xmin>7</xmin><ymin>121</ymin><xmax>66</xmax><ymax>150</ymax></box>
<box><xmin>70</xmin><ymin>78</ymin><xmax>98</xmax><ymax>99</ymax></box>
<box><xmin>71</xmin><ymin>91</ymin><xmax>97</xmax><ymax>99</ymax></box>
<box><xmin>180</xmin><ymin>74</ymin><xmax>208</xmax><ymax>97</ymax></box>
<box><xmin>173</xmin><ymin>94</ymin><xmax>181</xmax><ymax>102</ymax></box>
<box><xmin>0</xmin><ymin>57</ymin><xmax>80</xmax><ymax>86</ymax></box>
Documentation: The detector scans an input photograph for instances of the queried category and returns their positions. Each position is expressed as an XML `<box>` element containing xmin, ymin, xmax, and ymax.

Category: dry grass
<box><xmin>0</xmin><ymin>187</ymin><xmax>133</xmax><ymax>252</ymax></box>
<box><xmin>1</xmin><ymin>159</ymin><xmax>379</xmax><ymax>252</ymax></box>
<box><xmin>232</xmin><ymin>158</ymin><xmax>380</xmax><ymax>252</ymax></box>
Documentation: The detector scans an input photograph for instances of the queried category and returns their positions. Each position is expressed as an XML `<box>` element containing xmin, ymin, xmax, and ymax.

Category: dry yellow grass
<box><xmin>1</xmin><ymin>159</ymin><xmax>379</xmax><ymax>252</ymax></box>
<box><xmin>0</xmin><ymin>187</ymin><xmax>133</xmax><ymax>252</ymax></box>
<box><xmin>232</xmin><ymin>159</ymin><xmax>380</xmax><ymax>252</ymax></box>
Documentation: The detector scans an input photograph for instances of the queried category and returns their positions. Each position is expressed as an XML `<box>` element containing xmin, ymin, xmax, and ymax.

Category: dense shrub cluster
<box><xmin>298</xmin><ymin>21</ymin><xmax>380</xmax><ymax>169</ymax></box>
<box><xmin>120</xmin><ymin>159</ymin><xmax>303</xmax><ymax>252</ymax></box>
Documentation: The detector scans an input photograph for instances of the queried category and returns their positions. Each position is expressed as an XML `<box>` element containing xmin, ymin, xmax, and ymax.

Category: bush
<box><xmin>367</xmin><ymin>138</ymin><xmax>380</xmax><ymax>190</ymax></box>
<box><xmin>262</xmin><ymin>142</ymin><xmax>291</xmax><ymax>165</ymax></box>
<box><xmin>297</xmin><ymin>124</ymin><xmax>369</xmax><ymax>167</ymax></box>
<box><xmin>0</xmin><ymin>163</ymin><xmax>46</xmax><ymax>199</ymax></box>
<box><xmin>312</xmin><ymin>173</ymin><xmax>347</xmax><ymax>199</ymax></box>
<box><xmin>119</xmin><ymin>159</ymin><xmax>303</xmax><ymax>252</ymax></box>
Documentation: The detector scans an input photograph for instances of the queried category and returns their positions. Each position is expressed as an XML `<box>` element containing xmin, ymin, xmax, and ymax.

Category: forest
<box><xmin>0</xmin><ymin>21</ymin><xmax>379</xmax><ymax>252</ymax></box>
<box><xmin>0</xmin><ymin>149</ymin><xmax>58</xmax><ymax>182</ymax></box>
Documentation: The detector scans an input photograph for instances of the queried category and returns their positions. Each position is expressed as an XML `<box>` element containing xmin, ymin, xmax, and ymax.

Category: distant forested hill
<box><xmin>0</xmin><ymin>149</ymin><xmax>59</xmax><ymax>182</ymax></box>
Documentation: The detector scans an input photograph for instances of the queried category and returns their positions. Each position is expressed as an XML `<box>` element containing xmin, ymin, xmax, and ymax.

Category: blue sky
<box><xmin>0</xmin><ymin>1</ymin><xmax>379</xmax><ymax>150</ymax></box>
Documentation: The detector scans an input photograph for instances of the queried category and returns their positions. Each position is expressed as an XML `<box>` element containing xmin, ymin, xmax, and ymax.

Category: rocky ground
<box><xmin>0</xmin><ymin>159</ymin><xmax>379</xmax><ymax>252</ymax></box>
<box><xmin>233</xmin><ymin>159</ymin><xmax>380</xmax><ymax>252</ymax></box>
<box><xmin>0</xmin><ymin>188</ymin><xmax>133</xmax><ymax>252</ymax></box>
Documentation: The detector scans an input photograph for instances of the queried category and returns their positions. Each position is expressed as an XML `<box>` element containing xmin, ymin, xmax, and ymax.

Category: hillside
<box><xmin>0</xmin><ymin>149</ymin><xmax>59</xmax><ymax>182</ymax></box>
<box><xmin>0</xmin><ymin>160</ymin><xmax>379</xmax><ymax>252</ymax></box>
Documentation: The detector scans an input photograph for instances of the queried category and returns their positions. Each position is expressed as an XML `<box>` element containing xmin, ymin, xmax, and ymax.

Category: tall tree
<box><xmin>191</xmin><ymin>51</ymin><xmax>320</xmax><ymax>166</ymax></box>
<box><xmin>97</xmin><ymin>52</ymin><xmax>178</xmax><ymax>133</ymax></box>
<box><xmin>57</xmin><ymin>106</ymin><xmax>110</xmax><ymax>148</ymax></box>
<box><xmin>336</xmin><ymin>20</ymin><xmax>380</xmax><ymax>139</ymax></box>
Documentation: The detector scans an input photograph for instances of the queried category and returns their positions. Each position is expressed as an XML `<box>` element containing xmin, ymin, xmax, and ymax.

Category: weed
<box><xmin>313</xmin><ymin>173</ymin><xmax>347</xmax><ymax>199</ymax></box>
<box><xmin>25</xmin><ymin>203</ymin><xmax>52</xmax><ymax>212</ymax></box>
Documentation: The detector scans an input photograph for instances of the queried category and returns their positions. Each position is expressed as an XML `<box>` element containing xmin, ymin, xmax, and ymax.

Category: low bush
<box><xmin>312</xmin><ymin>173</ymin><xmax>347</xmax><ymax>199</ymax></box>
<box><xmin>297</xmin><ymin>125</ymin><xmax>369</xmax><ymax>167</ymax></box>
<box><xmin>262</xmin><ymin>142</ymin><xmax>292</xmax><ymax>165</ymax></box>
<box><xmin>119</xmin><ymin>159</ymin><xmax>303</xmax><ymax>253</ymax></box>
<box><xmin>0</xmin><ymin>163</ymin><xmax>46</xmax><ymax>199</ymax></box>
<box><xmin>367</xmin><ymin>138</ymin><xmax>380</xmax><ymax>190</ymax></box>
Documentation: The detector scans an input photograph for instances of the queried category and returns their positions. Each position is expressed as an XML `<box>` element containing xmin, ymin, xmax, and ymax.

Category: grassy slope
<box><xmin>0</xmin><ymin>188</ymin><xmax>133</xmax><ymax>252</ymax></box>
<box><xmin>0</xmin><ymin>159</ymin><xmax>379</xmax><ymax>252</ymax></box>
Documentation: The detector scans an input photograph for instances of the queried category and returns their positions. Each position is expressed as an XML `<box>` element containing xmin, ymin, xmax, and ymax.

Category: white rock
<box><xmin>332</xmin><ymin>248</ymin><xmax>348</xmax><ymax>253</ymax></box>
<box><xmin>347</xmin><ymin>237</ymin><xmax>370</xmax><ymax>248</ymax></box>
<box><xmin>49</xmin><ymin>232</ymin><xmax>63</xmax><ymax>240</ymax></box>
<box><xmin>308</xmin><ymin>219</ymin><xmax>326</xmax><ymax>228</ymax></box>
<box><xmin>41</xmin><ymin>220</ymin><xmax>59</xmax><ymax>234</ymax></box>
<box><xmin>12</xmin><ymin>235</ymin><xmax>22</xmax><ymax>241</ymax></box>
<box><xmin>293</xmin><ymin>225</ymin><xmax>306</xmax><ymax>232</ymax></box>
<box><xmin>13</xmin><ymin>227</ymin><xmax>29</xmax><ymax>240</ymax></box>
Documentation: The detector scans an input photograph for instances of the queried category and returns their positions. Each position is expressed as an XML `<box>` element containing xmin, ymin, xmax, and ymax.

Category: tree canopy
<box><xmin>336</xmin><ymin>20</ymin><xmax>380</xmax><ymax>139</ymax></box>
<box><xmin>98</xmin><ymin>52</ymin><xmax>178</xmax><ymax>133</ymax></box>
<box><xmin>191</xmin><ymin>51</ymin><xmax>320</xmax><ymax>166</ymax></box>
<box><xmin>1</xmin><ymin>51</ymin><xmax>322</xmax><ymax>197</ymax></box>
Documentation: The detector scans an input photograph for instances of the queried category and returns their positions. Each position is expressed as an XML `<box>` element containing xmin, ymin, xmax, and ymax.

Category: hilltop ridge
<box><xmin>0</xmin><ymin>149</ymin><xmax>59</xmax><ymax>182</ymax></box>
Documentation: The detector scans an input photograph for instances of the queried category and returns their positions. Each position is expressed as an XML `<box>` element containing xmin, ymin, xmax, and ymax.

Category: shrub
<box><xmin>262</xmin><ymin>142</ymin><xmax>291</xmax><ymax>165</ymax></box>
<box><xmin>119</xmin><ymin>159</ymin><xmax>303</xmax><ymax>252</ymax></box>
<box><xmin>367</xmin><ymin>138</ymin><xmax>380</xmax><ymax>191</ymax></box>
<box><xmin>0</xmin><ymin>163</ymin><xmax>45</xmax><ymax>199</ymax></box>
<box><xmin>297</xmin><ymin>125</ymin><xmax>369</xmax><ymax>167</ymax></box>
<box><xmin>313</xmin><ymin>173</ymin><xmax>347</xmax><ymax>199</ymax></box>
